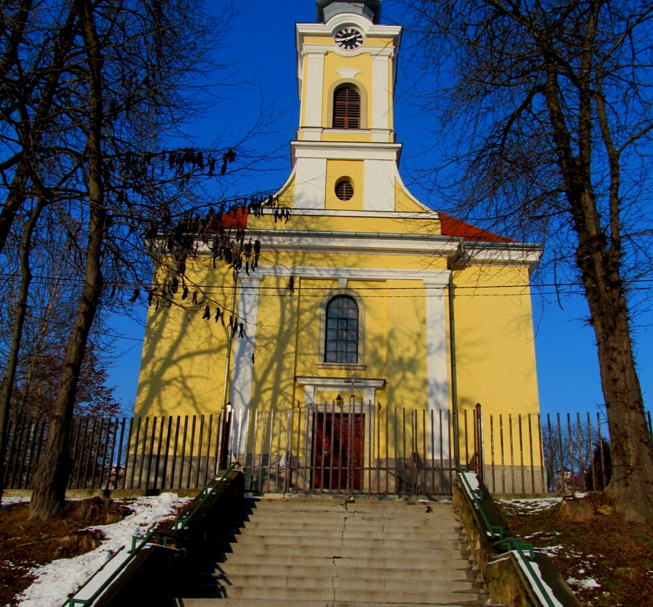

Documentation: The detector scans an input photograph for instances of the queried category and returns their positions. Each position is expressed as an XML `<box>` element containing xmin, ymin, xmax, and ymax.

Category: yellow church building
<box><xmin>134</xmin><ymin>0</ymin><xmax>544</xmax><ymax>495</ymax></box>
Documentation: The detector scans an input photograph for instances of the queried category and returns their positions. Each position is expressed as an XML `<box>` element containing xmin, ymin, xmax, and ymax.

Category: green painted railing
<box><xmin>66</xmin><ymin>466</ymin><xmax>233</xmax><ymax>607</ymax></box>
<box><xmin>457</xmin><ymin>466</ymin><xmax>557</xmax><ymax>607</ymax></box>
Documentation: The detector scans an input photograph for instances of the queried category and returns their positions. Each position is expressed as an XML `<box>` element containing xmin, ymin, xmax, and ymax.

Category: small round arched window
<box><xmin>335</xmin><ymin>179</ymin><xmax>354</xmax><ymax>201</ymax></box>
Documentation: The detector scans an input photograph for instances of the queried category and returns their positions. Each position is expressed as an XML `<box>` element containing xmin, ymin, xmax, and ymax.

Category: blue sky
<box><xmin>105</xmin><ymin>1</ymin><xmax>653</xmax><ymax>418</ymax></box>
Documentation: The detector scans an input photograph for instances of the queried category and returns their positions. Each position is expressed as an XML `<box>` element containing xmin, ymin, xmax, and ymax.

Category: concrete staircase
<box><xmin>164</xmin><ymin>496</ymin><xmax>499</xmax><ymax>606</ymax></box>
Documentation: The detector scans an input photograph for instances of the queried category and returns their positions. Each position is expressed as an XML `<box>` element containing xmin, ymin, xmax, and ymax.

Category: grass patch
<box><xmin>497</xmin><ymin>494</ymin><xmax>653</xmax><ymax>607</ymax></box>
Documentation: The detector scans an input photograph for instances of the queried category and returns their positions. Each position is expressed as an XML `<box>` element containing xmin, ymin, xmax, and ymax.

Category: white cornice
<box><xmin>291</xmin><ymin>139</ymin><xmax>402</xmax><ymax>164</ymax></box>
<box><xmin>269</xmin><ymin>208</ymin><xmax>438</xmax><ymax>220</ymax></box>
<box><xmin>255</xmin><ymin>265</ymin><xmax>451</xmax><ymax>287</ymax></box>
<box><xmin>296</xmin><ymin>376</ymin><xmax>386</xmax><ymax>389</ymax></box>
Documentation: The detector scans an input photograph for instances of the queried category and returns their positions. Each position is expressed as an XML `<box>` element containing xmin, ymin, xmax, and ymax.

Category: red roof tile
<box><xmin>437</xmin><ymin>211</ymin><xmax>515</xmax><ymax>244</ymax></box>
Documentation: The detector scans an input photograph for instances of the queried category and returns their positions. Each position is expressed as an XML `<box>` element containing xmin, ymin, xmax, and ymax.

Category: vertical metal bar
<box><xmin>537</xmin><ymin>415</ymin><xmax>545</xmax><ymax>493</ymax></box>
<box><xmin>170</xmin><ymin>416</ymin><xmax>181</xmax><ymax>488</ymax></box>
<box><xmin>162</xmin><ymin>416</ymin><xmax>173</xmax><ymax>490</ymax></box>
<box><xmin>401</xmin><ymin>407</ymin><xmax>406</xmax><ymax>495</ymax></box>
<box><xmin>144</xmin><ymin>417</ymin><xmax>157</xmax><ymax>490</ymax></box>
<box><xmin>266</xmin><ymin>410</ymin><xmax>275</xmax><ymax>493</ymax></box>
<box><xmin>439</xmin><ymin>410</ymin><xmax>444</xmax><ymax>493</ymax></box>
<box><xmin>213</xmin><ymin>413</ymin><xmax>222</xmax><ymax>478</ymax></box>
<box><xmin>187</xmin><ymin>416</ymin><xmax>196</xmax><ymax>489</ymax></box>
<box><xmin>75</xmin><ymin>418</ymin><xmax>90</xmax><ymax>489</ymax></box>
<box><xmin>376</xmin><ymin>403</ymin><xmax>381</xmax><ymax>494</ymax></box>
<box><xmin>328</xmin><ymin>401</ymin><xmax>335</xmax><ymax>491</ymax></box>
<box><xmin>275</xmin><ymin>411</ymin><xmax>283</xmax><ymax>493</ymax></box>
<box><xmin>285</xmin><ymin>409</ymin><xmax>293</xmax><ymax>493</ymax></box>
<box><xmin>195</xmin><ymin>415</ymin><xmax>205</xmax><ymax>489</ymax></box>
<box><xmin>447</xmin><ymin>410</ymin><xmax>453</xmax><ymax>491</ymax></box>
<box><xmin>430</xmin><ymin>409</ymin><xmax>435</xmax><ymax>494</ymax></box>
<box><xmin>567</xmin><ymin>413</ymin><xmax>574</xmax><ymax>492</ymax></box>
<box><xmin>528</xmin><ymin>414</ymin><xmax>535</xmax><ymax>494</ymax></box>
<box><xmin>509</xmin><ymin>414</ymin><xmax>515</xmax><ymax>494</ymax></box>
<box><xmin>556</xmin><ymin>413</ymin><xmax>564</xmax><ymax>491</ymax></box>
<box><xmin>105</xmin><ymin>419</ymin><xmax>118</xmax><ymax>491</ymax></box>
<box><xmin>179</xmin><ymin>416</ymin><xmax>188</xmax><ymax>490</ymax></box>
<box><xmin>422</xmin><ymin>409</ymin><xmax>427</xmax><ymax>497</ymax></box>
<box><xmin>122</xmin><ymin>417</ymin><xmax>134</xmax><ymax>490</ymax></box>
<box><xmin>518</xmin><ymin>414</ymin><xmax>525</xmax><ymax>494</ymax></box>
<box><xmin>499</xmin><ymin>414</ymin><xmax>505</xmax><ymax>493</ymax></box>
<box><xmin>257</xmin><ymin>410</ymin><xmax>267</xmax><ymax>493</ymax></box>
<box><xmin>136</xmin><ymin>417</ymin><xmax>149</xmax><ymax>490</ymax></box>
<box><xmin>393</xmin><ymin>406</ymin><xmax>398</xmax><ymax>494</ymax></box>
<box><xmin>576</xmin><ymin>413</ymin><xmax>585</xmax><ymax>491</ymax></box>
<box><xmin>294</xmin><ymin>407</ymin><xmax>301</xmax><ymax>493</ymax></box>
<box><xmin>547</xmin><ymin>414</ymin><xmax>554</xmax><ymax>493</ymax></box>
<box><xmin>597</xmin><ymin>413</ymin><xmax>605</xmax><ymax>489</ymax></box>
<box><xmin>464</xmin><ymin>409</ymin><xmax>469</xmax><ymax>466</ymax></box>
<box><xmin>98</xmin><ymin>419</ymin><xmax>113</xmax><ymax>489</ymax></box>
<box><xmin>337</xmin><ymin>402</ymin><xmax>345</xmax><ymax>492</ymax></box>
<box><xmin>204</xmin><ymin>415</ymin><xmax>213</xmax><ymax>487</ymax></box>
<box><xmin>318</xmin><ymin>407</ymin><xmax>327</xmax><ymax>492</ymax></box>
<box><xmin>587</xmin><ymin>413</ymin><xmax>596</xmax><ymax>491</ymax></box>
<box><xmin>490</xmin><ymin>415</ymin><xmax>496</xmax><ymax>493</ymax></box>
<box><xmin>91</xmin><ymin>419</ymin><xmax>106</xmax><ymax>489</ymax></box>
<box><xmin>154</xmin><ymin>417</ymin><xmax>164</xmax><ymax>490</ymax></box>
<box><xmin>385</xmin><ymin>403</ymin><xmax>389</xmax><ymax>494</ymax></box>
<box><xmin>83</xmin><ymin>417</ymin><xmax>99</xmax><ymax>489</ymax></box>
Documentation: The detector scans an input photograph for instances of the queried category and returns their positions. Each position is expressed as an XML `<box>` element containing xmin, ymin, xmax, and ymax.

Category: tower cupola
<box><xmin>316</xmin><ymin>0</ymin><xmax>382</xmax><ymax>24</ymax></box>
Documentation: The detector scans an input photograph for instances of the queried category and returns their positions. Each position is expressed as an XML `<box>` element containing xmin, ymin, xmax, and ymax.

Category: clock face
<box><xmin>334</xmin><ymin>27</ymin><xmax>364</xmax><ymax>50</ymax></box>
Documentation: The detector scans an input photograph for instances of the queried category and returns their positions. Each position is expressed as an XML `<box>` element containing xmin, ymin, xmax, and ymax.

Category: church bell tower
<box><xmin>286</xmin><ymin>1</ymin><xmax>424</xmax><ymax>213</ymax></box>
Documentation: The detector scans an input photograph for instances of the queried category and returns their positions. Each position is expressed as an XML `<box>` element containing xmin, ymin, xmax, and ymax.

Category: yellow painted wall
<box><xmin>451</xmin><ymin>264</ymin><xmax>542</xmax><ymax>464</ymax></box>
<box><xmin>325</xmin><ymin>159</ymin><xmax>364</xmax><ymax>210</ymax></box>
<box><xmin>395</xmin><ymin>179</ymin><xmax>428</xmax><ymax>213</ymax></box>
<box><xmin>135</xmin><ymin>261</ymin><xmax>236</xmax><ymax>418</ymax></box>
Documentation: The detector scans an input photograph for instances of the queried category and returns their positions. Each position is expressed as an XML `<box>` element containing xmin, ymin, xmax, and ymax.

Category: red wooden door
<box><xmin>314</xmin><ymin>413</ymin><xmax>364</xmax><ymax>491</ymax></box>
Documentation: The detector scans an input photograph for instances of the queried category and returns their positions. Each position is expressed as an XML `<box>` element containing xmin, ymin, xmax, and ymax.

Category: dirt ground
<box><xmin>0</xmin><ymin>498</ymin><xmax>132</xmax><ymax>607</ymax></box>
<box><xmin>497</xmin><ymin>493</ymin><xmax>653</xmax><ymax>607</ymax></box>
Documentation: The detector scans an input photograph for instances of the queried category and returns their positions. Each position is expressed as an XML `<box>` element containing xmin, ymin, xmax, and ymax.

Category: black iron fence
<box><xmin>3</xmin><ymin>403</ymin><xmax>643</xmax><ymax>495</ymax></box>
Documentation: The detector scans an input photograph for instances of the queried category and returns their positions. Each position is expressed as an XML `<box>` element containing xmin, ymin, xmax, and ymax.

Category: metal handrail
<box><xmin>456</xmin><ymin>466</ymin><xmax>557</xmax><ymax>607</ymax></box>
<box><xmin>66</xmin><ymin>465</ymin><xmax>233</xmax><ymax>607</ymax></box>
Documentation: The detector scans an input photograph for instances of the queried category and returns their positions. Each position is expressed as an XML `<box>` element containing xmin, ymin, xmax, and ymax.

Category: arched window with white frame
<box><xmin>324</xmin><ymin>296</ymin><xmax>359</xmax><ymax>364</ymax></box>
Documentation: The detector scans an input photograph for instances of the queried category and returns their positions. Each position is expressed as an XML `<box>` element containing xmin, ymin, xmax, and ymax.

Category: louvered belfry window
<box><xmin>333</xmin><ymin>85</ymin><xmax>361</xmax><ymax>129</ymax></box>
<box><xmin>335</xmin><ymin>179</ymin><xmax>354</xmax><ymax>201</ymax></box>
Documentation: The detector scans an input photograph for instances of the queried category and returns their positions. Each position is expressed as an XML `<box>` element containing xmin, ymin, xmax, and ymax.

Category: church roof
<box><xmin>437</xmin><ymin>212</ymin><xmax>515</xmax><ymax>244</ymax></box>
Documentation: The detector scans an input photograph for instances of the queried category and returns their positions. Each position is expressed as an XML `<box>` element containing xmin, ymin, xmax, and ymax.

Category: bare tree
<box><xmin>398</xmin><ymin>0</ymin><xmax>653</xmax><ymax>520</ymax></box>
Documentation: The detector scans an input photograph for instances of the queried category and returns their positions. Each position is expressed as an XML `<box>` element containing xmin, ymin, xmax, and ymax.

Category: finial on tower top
<box><xmin>316</xmin><ymin>0</ymin><xmax>382</xmax><ymax>24</ymax></box>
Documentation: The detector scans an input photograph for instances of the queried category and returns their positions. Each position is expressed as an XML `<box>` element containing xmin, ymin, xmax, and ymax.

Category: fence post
<box><xmin>475</xmin><ymin>403</ymin><xmax>484</xmax><ymax>481</ymax></box>
<box><xmin>219</xmin><ymin>404</ymin><xmax>233</xmax><ymax>472</ymax></box>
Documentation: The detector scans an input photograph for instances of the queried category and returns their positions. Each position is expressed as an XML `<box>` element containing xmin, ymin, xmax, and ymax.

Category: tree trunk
<box><xmin>576</xmin><ymin>221</ymin><xmax>653</xmax><ymax>521</ymax></box>
<box><xmin>30</xmin><ymin>0</ymin><xmax>105</xmax><ymax>520</ymax></box>
<box><xmin>0</xmin><ymin>197</ymin><xmax>45</xmax><ymax>503</ymax></box>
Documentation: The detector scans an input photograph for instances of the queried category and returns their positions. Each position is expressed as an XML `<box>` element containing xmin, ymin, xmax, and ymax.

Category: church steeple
<box><xmin>316</xmin><ymin>1</ymin><xmax>382</xmax><ymax>24</ymax></box>
<box><xmin>281</xmin><ymin>4</ymin><xmax>428</xmax><ymax>214</ymax></box>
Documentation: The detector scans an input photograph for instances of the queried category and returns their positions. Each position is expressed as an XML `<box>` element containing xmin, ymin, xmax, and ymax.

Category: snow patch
<box><xmin>568</xmin><ymin>577</ymin><xmax>601</xmax><ymax>590</ymax></box>
<box><xmin>1</xmin><ymin>495</ymin><xmax>31</xmax><ymax>507</ymax></box>
<box><xmin>498</xmin><ymin>497</ymin><xmax>562</xmax><ymax>515</ymax></box>
<box><xmin>15</xmin><ymin>493</ymin><xmax>191</xmax><ymax>607</ymax></box>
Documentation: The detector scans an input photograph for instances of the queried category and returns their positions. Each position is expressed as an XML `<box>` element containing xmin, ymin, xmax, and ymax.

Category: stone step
<box><xmin>236</xmin><ymin>515</ymin><xmax>461</xmax><ymax>528</ymax></box>
<box><xmin>212</xmin><ymin>541</ymin><xmax>468</xmax><ymax>560</ymax></box>
<box><xmin>207</xmin><ymin>552</ymin><xmax>471</xmax><ymax>570</ymax></box>
<box><xmin>175</xmin><ymin>585</ymin><xmax>487</xmax><ymax>604</ymax></box>
<box><xmin>192</xmin><ymin>573</ymin><xmax>482</xmax><ymax>594</ymax></box>
<box><xmin>221</xmin><ymin>534</ymin><xmax>465</xmax><ymax>551</ymax></box>
<box><xmin>160</xmin><ymin>600</ymin><xmax>495</xmax><ymax>607</ymax></box>
<box><xmin>223</xmin><ymin>528</ymin><xmax>463</xmax><ymax>543</ymax></box>
<box><xmin>202</xmin><ymin>562</ymin><xmax>475</xmax><ymax>581</ymax></box>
